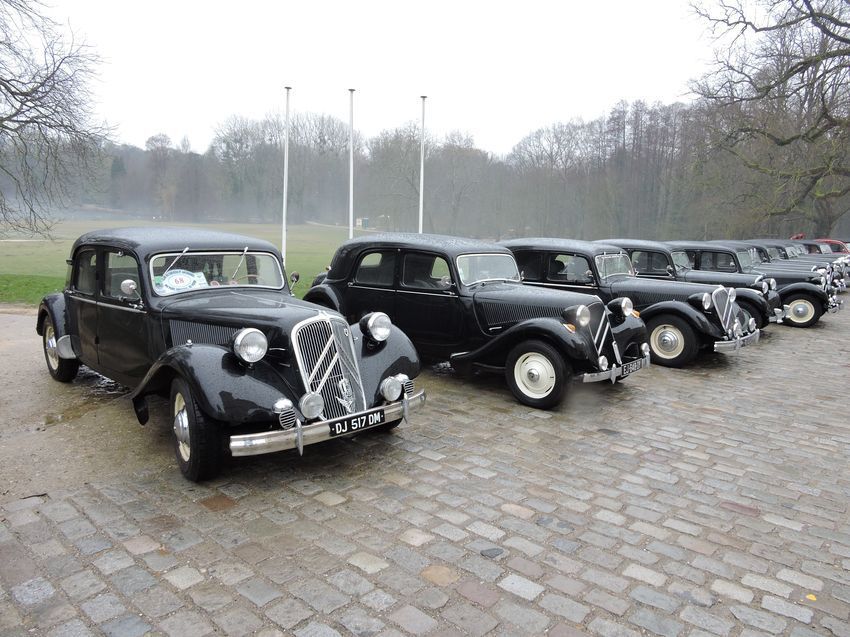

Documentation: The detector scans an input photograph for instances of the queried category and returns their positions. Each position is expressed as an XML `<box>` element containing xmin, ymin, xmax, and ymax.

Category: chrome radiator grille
<box><xmin>292</xmin><ymin>315</ymin><xmax>366</xmax><ymax>421</ymax></box>
<box><xmin>170</xmin><ymin>320</ymin><xmax>238</xmax><ymax>346</ymax></box>
<box><xmin>711</xmin><ymin>287</ymin><xmax>735</xmax><ymax>333</ymax></box>
<box><xmin>588</xmin><ymin>302</ymin><xmax>621</xmax><ymax>365</ymax></box>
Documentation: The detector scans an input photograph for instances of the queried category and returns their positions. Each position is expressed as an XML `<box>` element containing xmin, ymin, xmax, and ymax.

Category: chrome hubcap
<box><xmin>651</xmin><ymin>324</ymin><xmax>685</xmax><ymax>359</ymax></box>
<box><xmin>514</xmin><ymin>353</ymin><xmax>556</xmax><ymax>398</ymax></box>
<box><xmin>790</xmin><ymin>300</ymin><xmax>815</xmax><ymax>322</ymax></box>
<box><xmin>44</xmin><ymin>324</ymin><xmax>59</xmax><ymax>370</ymax></box>
<box><xmin>173</xmin><ymin>393</ymin><xmax>191</xmax><ymax>462</ymax></box>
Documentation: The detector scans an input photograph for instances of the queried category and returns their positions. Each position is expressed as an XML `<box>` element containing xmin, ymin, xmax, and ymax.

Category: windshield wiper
<box><xmin>230</xmin><ymin>246</ymin><xmax>249</xmax><ymax>281</ymax></box>
<box><xmin>162</xmin><ymin>247</ymin><xmax>189</xmax><ymax>277</ymax></box>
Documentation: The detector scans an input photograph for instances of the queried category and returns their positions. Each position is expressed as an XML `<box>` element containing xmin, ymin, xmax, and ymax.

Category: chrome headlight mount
<box><xmin>359</xmin><ymin>312</ymin><xmax>392</xmax><ymax>344</ymax></box>
<box><xmin>232</xmin><ymin>328</ymin><xmax>268</xmax><ymax>364</ymax></box>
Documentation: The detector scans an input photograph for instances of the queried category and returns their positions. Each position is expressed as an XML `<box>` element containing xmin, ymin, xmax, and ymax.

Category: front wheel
<box><xmin>42</xmin><ymin>315</ymin><xmax>79</xmax><ymax>382</ymax></box>
<box><xmin>737</xmin><ymin>301</ymin><xmax>765</xmax><ymax>329</ymax></box>
<box><xmin>784</xmin><ymin>294</ymin><xmax>822</xmax><ymax>328</ymax></box>
<box><xmin>170</xmin><ymin>378</ymin><xmax>223</xmax><ymax>482</ymax></box>
<box><xmin>646</xmin><ymin>315</ymin><xmax>699</xmax><ymax>367</ymax></box>
<box><xmin>505</xmin><ymin>340</ymin><xmax>568</xmax><ymax>410</ymax></box>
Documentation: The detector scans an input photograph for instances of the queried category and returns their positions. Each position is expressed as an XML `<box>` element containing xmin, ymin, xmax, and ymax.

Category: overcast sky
<box><xmin>51</xmin><ymin>0</ymin><xmax>715</xmax><ymax>156</ymax></box>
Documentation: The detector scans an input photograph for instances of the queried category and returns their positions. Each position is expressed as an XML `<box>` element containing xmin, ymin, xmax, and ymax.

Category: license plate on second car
<box><xmin>620</xmin><ymin>359</ymin><xmax>642</xmax><ymax>377</ymax></box>
<box><xmin>328</xmin><ymin>408</ymin><xmax>386</xmax><ymax>437</ymax></box>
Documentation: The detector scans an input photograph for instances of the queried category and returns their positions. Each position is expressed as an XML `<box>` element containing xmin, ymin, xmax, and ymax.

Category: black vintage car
<box><xmin>502</xmin><ymin>239</ymin><xmax>760</xmax><ymax>368</ymax></box>
<box><xmin>668</xmin><ymin>240</ymin><xmax>839</xmax><ymax>327</ymax></box>
<box><xmin>304</xmin><ymin>234</ymin><xmax>650</xmax><ymax>410</ymax></box>
<box><xmin>604</xmin><ymin>239</ymin><xmax>784</xmax><ymax>328</ymax></box>
<box><xmin>36</xmin><ymin>228</ymin><xmax>426</xmax><ymax>481</ymax></box>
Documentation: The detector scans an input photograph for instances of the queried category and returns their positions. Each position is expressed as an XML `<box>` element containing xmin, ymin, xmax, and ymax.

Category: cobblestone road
<box><xmin>2</xmin><ymin>307</ymin><xmax>850</xmax><ymax>637</ymax></box>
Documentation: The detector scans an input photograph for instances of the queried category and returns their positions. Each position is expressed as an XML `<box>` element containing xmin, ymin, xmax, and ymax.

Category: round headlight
<box><xmin>733</xmin><ymin>320</ymin><xmax>742</xmax><ymax>338</ymax></box>
<box><xmin>233</xmin><ymin>328</ymin><xmax>268</xmax><ymax>363</ymax></box>
<box><xmin>379</xmin><ymin>376</ymin><xmax>402</xmax><ymax>402</ymax></box>
<box><xmin>820</xmin><ymin>276</ymin><xmax>826</xmax><ymax>286</ymax></box>
<box><xmin>701</xmin><ymin>293</ymin><xmax>711</xmax><ymax>310</ymax></box>
<box><xmin>299</xmin><ymin>392</ymin><xmax>324</xmax><ymax>420</ymax></box>
<box><xmin>640</xmin><ymin>342</ymin><xmax>650</xmax><ymax>356</ymax></box>
<box><xmin>769</xmin><ymin>278</ymin><xmax>777</xmax><ymax>290</ymax></box>
<box><xmin>620</xmin><ymin>297</ymin><xmax>634</xmax><ymax>316</ymax></box>
<box><xmin>761</xmin><ymin>281</ymin><xmax>769</xmax><ymax>294</ymax></box>
<box><xmin>728</xmin><ymin>287</ymin><xmax>736</xmax><ymax>302</ymax></box>
<box><xmin>576</xmin><ymin>305</ymin><xmax>591</xmax><ymax>328</ymax></box>
<box><xmin>361</xmin><ymin>312</ymin><xmax>392</xmax><ymax>342</ymax></box>
<box><xmin>598</xmin><ymin>355</ymin><xmax>609</xmax><ymax>371</ymax></box>
<box><xmin>748</xmin><ymin>317</ymin><xmax>757</xmax><ymax>332</ymax></box>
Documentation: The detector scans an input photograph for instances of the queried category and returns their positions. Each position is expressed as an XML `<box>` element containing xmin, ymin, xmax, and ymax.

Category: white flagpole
<box><xmin>418</xmin><ymin>95</ymin><xmax>426</xmax><ymax>234</ymax></box>
<box><xmin>349</xmin><ymin>88</ymin><xmax>355</xmax><ymax>239</ymax></box>
<box><xmin>282</xmin><ymin>86</ymin><xmax>291</xmax><ymax>263</ymax></box>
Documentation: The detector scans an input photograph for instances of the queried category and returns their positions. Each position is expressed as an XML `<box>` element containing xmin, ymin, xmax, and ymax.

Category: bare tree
<box><xmin>693</xmin><ymin>0</ymin><xmax>850</xmax><ymax>235</ymax></box>
<box><xmin>0</xmin><ymin>0</ymin><xmax>107</xmax><ymax>235</ymax></box>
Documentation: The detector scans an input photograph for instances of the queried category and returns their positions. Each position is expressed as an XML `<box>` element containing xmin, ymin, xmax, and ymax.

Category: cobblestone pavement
<box><xmin>2</xmin><ymin>307</ymin><xmax>850</xmax><ymax>637</ymax></box>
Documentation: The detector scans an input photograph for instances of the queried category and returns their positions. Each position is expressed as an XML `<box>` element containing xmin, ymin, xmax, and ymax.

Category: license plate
<box><xmin>328</xmin><ymin>408</ymin><xmax>386</xmax><ymax>437</ymax></box>
<box><xmin>621</xmin><ymin>359</ymin><xmax>642</xmax><ymax>376</ymax></box>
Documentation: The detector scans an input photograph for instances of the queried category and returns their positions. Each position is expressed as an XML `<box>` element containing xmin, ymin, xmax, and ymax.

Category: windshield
<box><xmin>671</xmin><ymin>251</ymin><xmax>691</xmax><ymax>272</ymax></box>
<box><xmin>456</xmin><ymin>253</ymin><xmax>521</xmax><ymax>286</ymax></box>
<box><xmin>150</xmin><ymin>251</ymin><xmax>284</xmax><ymax>296</ymax></box>
<box><xmin>736</xmin><ymin>250</ymin><xmax>753</xmax><ymax>271</ymax></box>
<box><xmin>595</xmin><ymin>253</ymin><xmax>635</xmax><ymax>278</ymax></box>
<box><xmin>768</xmin><ymin>247</ymin><xmax>782</xmax><ymax>260</ymax></box>
<box><xmin>817</xmin><ymin>244</ymin><xmax>831</xmax><ymax>254</ymax></box>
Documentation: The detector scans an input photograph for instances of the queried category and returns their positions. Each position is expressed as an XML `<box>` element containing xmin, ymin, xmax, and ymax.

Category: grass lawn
<box><xmin>0</xmin><ymin>220</ymin><xmax>355</xmax><ymax>305</ymax></box>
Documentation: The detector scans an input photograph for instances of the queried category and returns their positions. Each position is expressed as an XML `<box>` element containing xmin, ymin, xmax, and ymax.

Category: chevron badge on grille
<box><xmin>336</xmin><ymin>378</ymin><xmax>355</xmax><ymax>413</ymax></box>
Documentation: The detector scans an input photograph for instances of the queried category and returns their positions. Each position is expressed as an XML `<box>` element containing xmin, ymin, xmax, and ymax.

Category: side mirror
<box><xmin>439</xmin><ymin>275</ymin><xmax>453</xmax><ymax>289</ymax></box>
<box><xmin>290</xmin><ymin>271</ymin><xmax>300</xmax><ymax>285</ymax></box>
<box><xmin>584</xmin><ymin>269</ymin><xmax>594</xmax><ymax>282</ymax></box>
<box><xmin>120</xmin><ymin>279</ymin><xmax>139</xmax><ymax>297</ymax></box>
<box><xmin>666</xmin><ymin>265</ymin><xmax>675</xmax><ymax>276</ymax></box>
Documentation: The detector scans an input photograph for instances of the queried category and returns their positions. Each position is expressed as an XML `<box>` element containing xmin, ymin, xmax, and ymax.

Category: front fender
<box><xmin>303</xmin><ymin>284</ymin><xmax>343</xmax><ymax>313</ymax></box>
<box><xmin>356</xmin><ymin>324</ymin><xmax>420</xmax><ymax>404</ymax></box>
<box><xmin>36</xmin><ymin>293</ymin><xmax>67</xmax><ymax>336</ymax></box>
<box><xmin>639</xmin><ymin>301</ymin><xmax>724</xmax><ymax>340</ymax></box>
<box><xmin>610</xmin><ymin>313</ymin><xmax>648</xmax><ymax>357</ymax></box>
<box><xmin>778</xmin><ymin>282</ymin><xmax>829</xmax><ymax>306</ymax></box>
<box><xmin>130</xmin><ymin>344</ymin><xmax>293</xmax><ymax>425</ymax></box>
<box><xmin>734</xmin><ymin>288</ymin><xmax>772</xmax><ymax>320</ymax></box>
<box><xmin>451</xmin><ymin>317</ymin><xmax>596</xmax><ymax>370</ymax></box>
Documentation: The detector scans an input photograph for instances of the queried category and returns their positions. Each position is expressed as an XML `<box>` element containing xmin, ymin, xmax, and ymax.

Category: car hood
<box><xmin>608</xmin><ymin>275</ymin><xmax>721</xmax><ymax>309</ymax></box>
<box><xmin>471</xmin><ymin>281</ymin><xmax>602</xmax><ymax>331</ymax></box>
<box><xmin>159</xmin><ymin>290</ymin><xmax>332</xmax><ymax>347</ymax></box>
<box><xmin>681</xmin><ymin>270</ymin><xmax>761</xmax><ymax>288</ymax></box>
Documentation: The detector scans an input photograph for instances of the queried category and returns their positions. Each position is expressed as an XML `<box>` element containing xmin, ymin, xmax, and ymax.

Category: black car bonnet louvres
<box><xmin>169</xmin><ymin>320</ymin><xmax>239</xmax><ymax>346</ymax></box>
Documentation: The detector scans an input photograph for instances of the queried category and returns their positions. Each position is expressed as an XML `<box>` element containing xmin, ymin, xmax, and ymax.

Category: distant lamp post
<box><xmin>281</xmin><ymin>86</ymin><xmax>291</xmax><ymax>264</ymax></box>
<box><xmin>349</xmin><ymin>88</ymin><xmax>355</xmax><ymax>240</ymax></box>
<box><xmin>419</xmin><ymin>95</ymin><xmax>426</xmax><ymax>234</ymax></box>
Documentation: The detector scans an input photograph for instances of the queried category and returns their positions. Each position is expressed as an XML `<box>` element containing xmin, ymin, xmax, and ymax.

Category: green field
<box><xmin>0</xmin><ymin>220</ymin><xmax>355</xmax><ymax>305</ymax></box>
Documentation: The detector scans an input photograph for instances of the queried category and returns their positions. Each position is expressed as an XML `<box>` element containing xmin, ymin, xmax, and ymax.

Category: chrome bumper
<box><xmin>769</xmin><ymin>305</ymin><xmax>789</xmax><ymax>324</ymax></box>
<box><xmin>714</xmin><ymin>329</ymin><xmax>760</xmax><ymax>353</ymax></box>
<box><xmin>581</xmin><ymin>352</ymin><xmax>651</xmax><ymax>384</ymax></box>
<box><xmin>230</xmin><ymin>389</ymin><xmax>426</xmax><ymax>457</ymax></box>
<box><xmin>828</xmin><ymin>296</ymin><xmax>843</xmax><ymax>313</ymax></box>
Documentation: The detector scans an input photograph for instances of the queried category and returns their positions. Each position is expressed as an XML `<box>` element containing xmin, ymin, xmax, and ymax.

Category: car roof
<box><xmin>707</xmin><ymin>239</ymin><xmax>758</xmax><ymax>250</ymax></box>
<box><xmin>336</xmin><ymin>233</ymin><xmax>511</xmax><ymax>257</ymax></box>
<box><xmin>500</xmin><ymin>238</ymin><xmax>626</xmax><ymax>256</ymax></box>
<box><xmin>665</xmin><ymin>240</ymin><xmax>726</xmax><ymax>251</ymax></box>
<box><xmin>72</xmin><ymin>227</ymin><xmax>281</xmax><ymax>261</ymax></box>
<box><xmin>603</xmin><ymin>238</ymin><xmax>674</xmax><ymax>253</ymax></box>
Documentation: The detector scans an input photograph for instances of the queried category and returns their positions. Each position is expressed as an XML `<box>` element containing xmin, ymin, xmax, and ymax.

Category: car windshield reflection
<box><xmin>455</xmin><ymin>253</ymin><xmax>521</xmax><ymax>286</ymax></box>
<box><xmin>149</xmin><ymin>251</ymin><xmax>284</xmax><ymax>296</ymax></box>
<box><xmin>594</xmin><ymin>253</ymin><xmax>635</xmax><ymax>278</ymax></box>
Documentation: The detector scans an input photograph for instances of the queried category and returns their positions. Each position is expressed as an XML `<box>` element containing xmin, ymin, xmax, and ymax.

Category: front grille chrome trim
<box><xmin>711</xmin><ymin>287</ymin><xmax>734</xmax><ymax>333</ymax></box>
<box><xmin>291</xmin><ymin>313</ymin><xmax>367</xmax><ymax>421</ymax></box>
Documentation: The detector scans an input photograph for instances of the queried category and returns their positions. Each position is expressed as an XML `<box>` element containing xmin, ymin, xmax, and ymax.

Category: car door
<box><xmin>66</xmin><ymin>248</ymin><xmax>99</xmax><ymax>366</ymax></box>
<box><xmin>394</xmin><ymin>251</ymin><xmax>464</xmax><ymax>353</ymax></box>
<box><xmin>343</xmin><ymin>249</ymin><xmax>397</xmax><ymax>323</ymax></box>
<box><xmin>538</xmin><ymin>251</ymin><xmax>609</xmax><ymax>299</ymax></box>
<box><xmin>96</xmin><ymin>249</ymin><xmax>151</xmax><ymax>386</ymax></box>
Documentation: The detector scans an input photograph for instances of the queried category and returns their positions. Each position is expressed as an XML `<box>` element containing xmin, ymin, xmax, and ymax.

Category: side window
<box><xmin>698</xmin><ymin>251</ymin><xmax>713</xmax><ymax>270</ymax></box>
<box><xmin>631</xmin><ymin>250</ymin><xmax>649</xmax><ymax>272</ymax></box>
<box><xmin>548</xmin><ymin>253</ymin><xmax>592</xmax><ymax>284</ymax></box>
<box><xmin>73</xmin><ymin>249</ymin><xmax>97</xmax><ymax>295</ymax></box>
<box><xmin>402</xmin><ymin>253</ymin><xmax>451</xmax><ymax>290</ymax></box>
<box><xmin>514</xmin><ymin>251</ymin><xmax>542</xmax><ymax>281</ymax></box>
<box><xmin>354</xmin><ymin>251</ymin><xmax>396</xmax><ymax>287</ymax></box>
<box><xmin>713</xmin><ymin>252</ymin><xmax>737</xmax><ymax>272</ymax></box>
<box><xmin>104</xmin><ymin>251</ymin><xmax>140</xmax><ymax>298</ymax></box>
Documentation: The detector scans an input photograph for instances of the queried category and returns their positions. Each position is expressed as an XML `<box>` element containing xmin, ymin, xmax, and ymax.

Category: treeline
<box><xmin>77</xmin><ymin>98</ymin><xmax>840</xmax><ymax>240</ymax></box>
